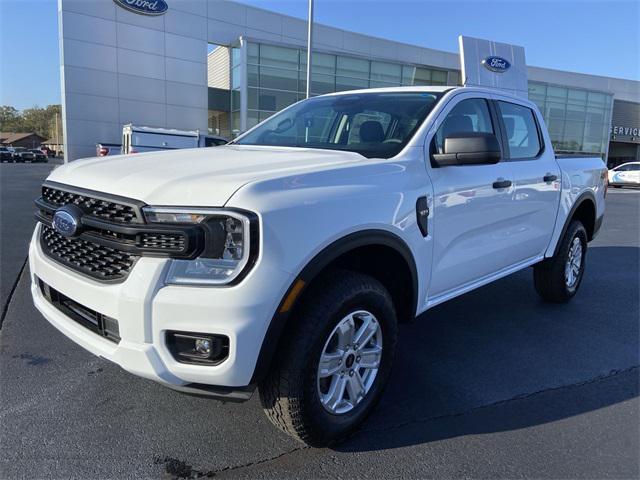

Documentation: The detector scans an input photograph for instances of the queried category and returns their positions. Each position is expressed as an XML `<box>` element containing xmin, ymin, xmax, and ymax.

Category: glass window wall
<box><xmin>528</xmin><ymin>81</ymin><xmax>613</xmax><ymax>158</ymax></box>
<box><xmin>233</xmin><ymin>41</ymin><xmax>455</xmax><ymax>132</ymax></box>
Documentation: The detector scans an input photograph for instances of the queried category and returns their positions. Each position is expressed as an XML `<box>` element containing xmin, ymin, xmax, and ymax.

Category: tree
<box><xmin>0</xmin><ymin>106</ymin><xmax>24</xmax><ymax>132</ymax></box>
<box><xmin>0</xmin><ymin>105</ymin><xmax>62</xmax><ymax>141</ymax></box>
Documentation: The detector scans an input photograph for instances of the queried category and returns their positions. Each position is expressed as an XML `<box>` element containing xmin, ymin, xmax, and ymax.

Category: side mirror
<box><xmin>432</xmin><ymin>132</ymin><xmax>502</xmax><ymax>167</ymax></box>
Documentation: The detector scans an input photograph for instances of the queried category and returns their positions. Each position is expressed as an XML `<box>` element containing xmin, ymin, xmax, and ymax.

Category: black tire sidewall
<box><xmin>561</xmin><ymin>222</ymin><xmax>588</xmax><ymax>297</ymax></box>
<box><xmin>299</xmin><ymin>285</ymin><xmax>397</xmax><ymax>443</ymax></box>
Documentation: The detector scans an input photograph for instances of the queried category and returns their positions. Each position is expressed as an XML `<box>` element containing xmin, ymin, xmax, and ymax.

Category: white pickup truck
<box><xmin>30</xmin><ymin>86</ymin><xmax>607</xmax><ymax>446</ymax></box>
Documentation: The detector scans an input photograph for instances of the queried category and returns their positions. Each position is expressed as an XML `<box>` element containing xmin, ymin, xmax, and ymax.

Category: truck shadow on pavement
<box><xmin>336</xmin><ymin>245</ymin><xmax>640</xmax><ymax>452</ymax></box>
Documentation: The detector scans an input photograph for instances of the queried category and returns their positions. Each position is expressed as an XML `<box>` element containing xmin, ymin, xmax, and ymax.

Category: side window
<box><xmin>497</xmin><ymin>101</ymin><xmax>542</xmax><ymax>159</ymax></box>
<box><xmin>616</xmin><ymin>164</ymin><xmax>639</xmax><ymax>171</ymax></box>
<box><xmin>435</xmin><ymin>98</ymin><xmax>494</xmax><ymax>154</ymax></box>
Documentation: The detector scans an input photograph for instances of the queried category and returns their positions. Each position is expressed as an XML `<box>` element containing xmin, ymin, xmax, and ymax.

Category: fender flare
<box><xmin>552</xmin><ymin>190</ymin><xmax>597</xmax><ymax>256</ymax></box>
<box><xmin>249</xmin><ymin>229</ymin><xmax>418</xmax><ymax>384</ymax></box>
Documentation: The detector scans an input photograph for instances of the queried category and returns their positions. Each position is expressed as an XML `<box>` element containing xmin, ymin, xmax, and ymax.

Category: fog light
<box><xmin>195</xmin><ymin>338</ymin><xmax>212</xmax><ymax>355</ymax></box>
<box><xmin>166</xmin><ymin>331</ymin><xmax>229</xmax><ymax>365</ymax></box>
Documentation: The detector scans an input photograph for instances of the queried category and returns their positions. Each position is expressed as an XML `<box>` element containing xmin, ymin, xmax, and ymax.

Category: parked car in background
<box><xmin>40</xmin><ymin>146</ymin><xmax>56</xmax><ymax>158</ymax></box>
<box><xmin>9</xmin><ymin>147</ymin><xmax>34</xmax><ymax>163</ymax></box>
<box><xmin>0</xmin><ymin>146</ymin><xmax>13</xmax><ymax>162</ymax></box>
<box><xmin>608</xmin><ymin>162</ymin><xmax>640</xmax><ymax>188</ymax></box>
<box><xmin>96</xmin><ymin>143</ymin><xmax>122</xmax><ymax>157</ymax></box>
<box><xmin>30</xmin><ymin>149</ymin><xmax>48</xmax><ymax>163</ymax></box>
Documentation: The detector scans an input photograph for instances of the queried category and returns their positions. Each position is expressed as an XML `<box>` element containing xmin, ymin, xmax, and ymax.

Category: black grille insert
<box><xmin>38</xmin><ymin>278</ymin><xmax>121</xmax><ymax>343</ymax></box>
<box><xmin>42</xmin><ymin>186</ymin><xmax>141</xmax><ymax>224</ymax></box>
<box><xmin>41</xmin><ymin>225</ymin><xmax>139</xmax><ymax>281</ymax></box>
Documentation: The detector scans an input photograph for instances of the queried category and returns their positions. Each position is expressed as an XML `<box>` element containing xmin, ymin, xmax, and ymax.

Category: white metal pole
<box><xmin>305</xmin><ymin>0</ymin><xmax>314</xmax><ymax>99</ymax></box>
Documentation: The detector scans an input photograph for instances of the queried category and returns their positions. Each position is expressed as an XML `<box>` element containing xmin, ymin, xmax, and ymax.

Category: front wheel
<box><xmin>533</xmin><ymin>220</ymin><xmax>588</xmax><ymax>303</ymax></box>
<box><xmin>259</xmin><ymin>270</ymin><xmax>398</xmax><ymax>446</ymax></box>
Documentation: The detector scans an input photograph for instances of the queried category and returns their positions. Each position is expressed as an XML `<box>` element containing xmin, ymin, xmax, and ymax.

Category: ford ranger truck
<box><xmin>30</xmin><ymin>87</ymin><xmax>606</xmax><ymax>446</ymax></box>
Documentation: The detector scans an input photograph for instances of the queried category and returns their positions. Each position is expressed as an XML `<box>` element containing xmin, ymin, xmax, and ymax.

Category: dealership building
<box><xmin>58</xmin><ymin>0</ymin><xmax>639</xmax><ymax>164</ymax></box>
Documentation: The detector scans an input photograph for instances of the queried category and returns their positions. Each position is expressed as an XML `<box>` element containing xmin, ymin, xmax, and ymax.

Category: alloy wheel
<box><xmin>316</xmin><ymin>310</ymin><xmax>383</xmax><ymax>415</ymax></box>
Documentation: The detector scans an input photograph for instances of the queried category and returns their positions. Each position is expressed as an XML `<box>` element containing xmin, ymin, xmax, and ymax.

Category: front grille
<box><xmin>42</xmin><ymin>186</ymin><xmax>140</xmax><ymax>224</ymax></box>
<box><xmin>41</xmin><ymin>225</ymin><xmax>139</xmax><ymax>281</ymax></box>
<box><xmin>37</xmin><ymin>184</ymin><xmax>203</xmax><ymax>282</ymax></box>
<box><xmin>38</xmin><ymin>278</ymin><xmax>120</xmax><ymax>343</ymax></box>
<box><xmin>139</xmin><ymin>232</ymin><xmax>186</xmax><ymax>251</ymax></box>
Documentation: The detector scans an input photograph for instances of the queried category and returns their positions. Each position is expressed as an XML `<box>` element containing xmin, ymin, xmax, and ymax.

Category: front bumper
<box><xmin>29</xmin><ymin>224</ymin><xmax>293</xmax><ymax>398</ymax></box>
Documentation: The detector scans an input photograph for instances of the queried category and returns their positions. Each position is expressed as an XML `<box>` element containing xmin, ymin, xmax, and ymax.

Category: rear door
<box><xmin>493</xmin><ymin>97</ymin><xmax>561</xmax><ymax>260</ymax></box>
<box><xmin>426</xmin><ymin>94</ymin><xmax>518</xmax><ymax>299</ymax></box>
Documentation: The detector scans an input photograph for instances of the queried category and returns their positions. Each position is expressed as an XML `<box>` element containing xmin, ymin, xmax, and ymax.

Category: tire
<box><xmin>259</xmin><ymin>270</ymin><xmax>398</xmax><ymax>446</ymax></box>
<box><xmin>533</xmin><ymin>220</ymin><xmax>588</xmax><ymax>303</ymax></box>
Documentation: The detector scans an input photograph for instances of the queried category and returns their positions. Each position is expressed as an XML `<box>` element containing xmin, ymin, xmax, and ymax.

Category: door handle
<box><xmin>492</xmin><ymin>179</ymin><xmax>512</xmax><ymax>189</ymax></box>
<box><xmin>543</xmin><ymin>174</ymin><xmax>558</xmax><ymax>182</ymax></box>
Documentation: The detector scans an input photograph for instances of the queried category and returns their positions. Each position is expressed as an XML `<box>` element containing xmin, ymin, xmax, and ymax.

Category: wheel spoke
<box><xmin>353</xmin><ymin>314</ymin><xmax>377</xmax><ymax>348</ymax></box>
<box><xmin>357</xmin><ymin>345</ymin><xmax>382</xmax><ymax>368</ymax></box>
<box><xmin>346</xmin><ymin>371</ymin><xmax>366</xmax><ymax>402</ymax></box>
<box><xmin>323</xmin><ymin>375</ymin><xmax>348</xmax><ymax>411</ymax></box>
<box><xmin>318</xmin><ymin>351</ymin><xmax>342</xmax><ymax>378</ymax></box>
<box><xmin>336</xmin><ymin>317</ymin><xmax>355</xmax><ymax>349</ymax></box>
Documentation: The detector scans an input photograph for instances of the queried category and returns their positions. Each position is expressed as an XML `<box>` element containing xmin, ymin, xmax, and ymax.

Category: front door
<box><xmin>426</xmin><ymin>96</ymin><xmax>517</xmax><ymax>299</ymax></box>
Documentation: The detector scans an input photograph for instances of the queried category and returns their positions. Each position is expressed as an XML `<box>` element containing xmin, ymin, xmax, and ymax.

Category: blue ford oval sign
<box><xmin>482</xmin><ymin>56</ymin><xmax>511</xmax><ymax>73</ymax></box>
<box><xmin>52</xmin><ymin>207</ymin><xmax>82</xmax><ymax>237</ymax></box>
<box><xmin>113</xmin><ymin>0</ymin><xmax>168</xmax><ymax>16</ymax></box>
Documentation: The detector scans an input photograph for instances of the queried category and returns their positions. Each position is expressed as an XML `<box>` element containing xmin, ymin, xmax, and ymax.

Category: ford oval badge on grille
<box><xmin>482</xmin><ymin>56</ymin><xmax>511</xmax><ymax>73</ymax></box>
<box><xmin>52</xmin><ymin>206</ymin><xmax>82</xmax><ymax>237</ymax></box>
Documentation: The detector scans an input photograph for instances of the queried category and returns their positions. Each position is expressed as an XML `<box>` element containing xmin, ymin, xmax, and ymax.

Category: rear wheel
<box><xmin>259</xmin><ymin>270</ymin><xmax>398</xmax><ymax>446</ymax></box>
<box><xmin>533</xmin><ymin>220</ymin><xmax>587</xmax><ymax>303</ymax></box>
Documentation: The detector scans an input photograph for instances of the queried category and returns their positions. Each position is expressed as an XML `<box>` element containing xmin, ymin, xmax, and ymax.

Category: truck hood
<box><xmin>47</xmin><ymin>145</ymin><xmax>366</xmax><ymax>206</ymax></box>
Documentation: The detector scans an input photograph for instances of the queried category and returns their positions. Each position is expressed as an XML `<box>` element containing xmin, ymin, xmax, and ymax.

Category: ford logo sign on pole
<box><xmin>482</xmin><ymin>56</ymin><xmax>511</xmax><ymax>73</ymax></box>
<box><xmin>52</xmin><ymin>206</ymin><xmax>83</xmax><ymax>237</ymax></box>
<box><xmin>113</xmin><ymin>0</ymin><xmax>168</xmax><ymax>16</ymax></box>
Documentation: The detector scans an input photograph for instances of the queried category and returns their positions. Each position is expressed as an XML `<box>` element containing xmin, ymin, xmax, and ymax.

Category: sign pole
<box><xmin>306</xmin><ymin>0</ymin><xmax>314</xmax><ymax>99</ymax></box>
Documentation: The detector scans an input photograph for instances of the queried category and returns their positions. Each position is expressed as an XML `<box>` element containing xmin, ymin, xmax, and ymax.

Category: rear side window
<box><xmin>497</xmin><ymin>101</ymin><xmax>542</xmax><ymax>159</ymax></box>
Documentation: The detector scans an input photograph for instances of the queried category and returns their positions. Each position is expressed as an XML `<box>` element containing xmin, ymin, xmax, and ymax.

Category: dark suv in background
<box><xmin>29</xmin><ymin>149</ymin><xmax>48</xmax><ymax>163</ymax></box>
<box><xmin>0</xmin><ymin>147</ymin><xmax>13</xmax><ymax>162</ymax></box>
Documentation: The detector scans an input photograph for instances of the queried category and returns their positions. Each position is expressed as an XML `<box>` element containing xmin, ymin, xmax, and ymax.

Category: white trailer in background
<box><xmin>121</xmin><ymin>124</ymin><xmax>227</xmax><ymax>155</ymax></box>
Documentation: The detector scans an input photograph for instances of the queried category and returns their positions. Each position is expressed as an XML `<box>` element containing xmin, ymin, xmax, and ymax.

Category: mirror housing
<box><xmin>432</xmin><ymin>132</ymin><xmax>502</xmax><ymax>167</ymax></box>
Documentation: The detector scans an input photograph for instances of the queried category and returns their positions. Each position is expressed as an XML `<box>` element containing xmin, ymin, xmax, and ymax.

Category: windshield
<box><xmin>234</xmin><ymin>92</ymin><xmax>442</xmax><ymax>159</ymax></box>
<box><xmin>14</xmin><ymin>147</ymin><xmax>26</xmax><ymax>152</ymax></box>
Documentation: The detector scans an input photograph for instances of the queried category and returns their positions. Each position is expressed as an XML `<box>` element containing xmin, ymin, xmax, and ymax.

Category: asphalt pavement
<box><xmin>0</xmin><ymin>163</ymin><xmax>638</xmax><ymax>479</ymax></box>
<box><xmin>0</xmin><ymin>161</ymin><xmax>60</xmax><ymax>310</ymax></box>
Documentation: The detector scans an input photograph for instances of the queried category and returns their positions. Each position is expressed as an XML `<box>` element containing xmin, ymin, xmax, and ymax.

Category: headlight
<box><xmin>142</xmin><ymin>207</ymin><xmax>257</xmax><ymax>286</ymax></box>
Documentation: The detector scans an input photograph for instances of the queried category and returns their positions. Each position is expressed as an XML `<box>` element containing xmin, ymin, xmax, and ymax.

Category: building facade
<box><xmin>58</xmin><ymin>0</ymin><xmax>639</xmax><ymax>163</ymax></box>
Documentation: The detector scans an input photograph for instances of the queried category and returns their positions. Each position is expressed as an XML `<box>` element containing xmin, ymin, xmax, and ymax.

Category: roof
<box><xmin>0</xmin><ymin>132</ymin><xmax>47</xmax><ymax>144</ymax></box>
<box><xmin>325</xmin><ymin>86</ymin><xmax>453</xmax><ymax>96</ymax></box>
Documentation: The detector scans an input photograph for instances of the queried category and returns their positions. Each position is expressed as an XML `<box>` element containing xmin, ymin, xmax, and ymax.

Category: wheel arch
<box><xmin>553</xmin><ymin>191</ymin><xmax>597</xmax><ymax>256</ymax></box>
<box><xmin>250</xmin><ymin>229</ymin><xmax>418</xmax><ymax>384</ymax></box>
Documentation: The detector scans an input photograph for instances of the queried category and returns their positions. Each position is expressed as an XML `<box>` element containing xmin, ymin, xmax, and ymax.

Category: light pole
<box><xmin>305</xmin><ymin>0</ymin><xmax>314</xmax><ymax>99</ymax></box>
